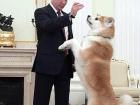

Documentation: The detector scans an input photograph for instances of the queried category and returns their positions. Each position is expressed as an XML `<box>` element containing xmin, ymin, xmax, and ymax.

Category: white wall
<box><xmin>0</xmin><ymin>0</ymin><xmax>36</xmax><ymax>41</ymax></box>
<box><xmin>92</xmin><ymin>0</ymin><xmax>114</xmax><ymax>17</ymax></box>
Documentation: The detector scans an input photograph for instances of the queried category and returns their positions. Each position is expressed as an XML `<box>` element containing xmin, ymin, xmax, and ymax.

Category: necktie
<box><xmin>57</xmin><ymin>11</ymin><xmax>61</xmax><ymax>16</ymax></box>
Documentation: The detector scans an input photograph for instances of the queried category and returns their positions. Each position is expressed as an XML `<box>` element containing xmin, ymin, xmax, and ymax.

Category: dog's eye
<box><xmin>95</xmin><ymin>17</ymin><xmax>98</xmax><ymax>20</ymax></box>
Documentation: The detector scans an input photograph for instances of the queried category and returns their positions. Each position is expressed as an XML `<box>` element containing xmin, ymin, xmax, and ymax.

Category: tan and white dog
<box><xmin>59</xmin><ymin>15</ymin><xmax>134</xmax><ymax>105</ymax></box>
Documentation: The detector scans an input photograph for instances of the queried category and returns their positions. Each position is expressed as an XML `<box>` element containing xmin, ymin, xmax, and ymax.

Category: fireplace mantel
<box><xmin>0</xmin><ymin>43</ymin><xmax>36</xmax><ymax>105</ymax></box>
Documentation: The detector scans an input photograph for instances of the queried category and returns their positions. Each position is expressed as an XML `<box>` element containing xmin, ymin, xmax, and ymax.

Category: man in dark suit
<box><xmin>32</xmin><ymin>0</ymin><xmax>84</xmax><ymax>105</ymax></box>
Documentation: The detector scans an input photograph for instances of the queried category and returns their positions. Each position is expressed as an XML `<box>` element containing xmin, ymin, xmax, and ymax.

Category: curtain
<box><xmin>114</xmin><ymin>0</ymin><xmax>140</xmax><ymax>77</ymax></box>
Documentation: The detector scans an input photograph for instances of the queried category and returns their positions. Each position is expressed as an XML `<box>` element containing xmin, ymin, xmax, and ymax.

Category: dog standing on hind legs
<box><xmin>59</xmin><ymin>15</ymin><xmax>134</xmax><ymax>105</ymax></box>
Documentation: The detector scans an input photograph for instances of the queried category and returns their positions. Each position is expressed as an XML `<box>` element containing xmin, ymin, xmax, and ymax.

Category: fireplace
<box><xmin>0</xmin><ymin>46</ymin><xmax>36</xmax><ymax>105</ymax></box>
<box><xmin>0</xmin><ymin>77</ymin><xmax>24</xmax><ymax>105</ymax></box>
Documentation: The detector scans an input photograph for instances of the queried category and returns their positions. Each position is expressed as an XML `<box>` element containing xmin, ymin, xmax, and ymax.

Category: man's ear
<box><xmin>104</xmin><ymin>17</ymin><xmax>114</xmax><ymax>27</ymax></box>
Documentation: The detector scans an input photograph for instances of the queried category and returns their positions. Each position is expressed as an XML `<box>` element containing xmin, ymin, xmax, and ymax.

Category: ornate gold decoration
<box><xmin>0</xmin><ymin>31</ymin><xmax>16</xmax><ymax>47</ymax></box>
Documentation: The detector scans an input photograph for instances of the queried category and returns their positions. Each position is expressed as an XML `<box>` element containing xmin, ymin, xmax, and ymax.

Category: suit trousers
<box><xmin>33</xmin><ymin>59</ymin><xmax>71</xmax><ymax>105</ymax></box>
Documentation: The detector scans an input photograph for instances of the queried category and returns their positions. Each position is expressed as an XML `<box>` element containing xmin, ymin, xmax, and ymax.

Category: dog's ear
<box><xmin>104</xmin><ymin>17</ymin><xmax>114</xmax><ymax>28</ymax></box>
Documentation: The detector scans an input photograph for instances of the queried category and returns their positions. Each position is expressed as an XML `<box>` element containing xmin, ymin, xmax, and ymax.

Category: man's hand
<box><xmin>70</xmin><ymin>2</ymin><xmax>84</xmax><ymax>17</ymax></box>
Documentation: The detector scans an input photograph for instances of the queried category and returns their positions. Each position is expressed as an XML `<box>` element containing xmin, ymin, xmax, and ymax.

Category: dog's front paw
<box><xmin>58</xmin><ymin>40</ymin><xmax>72</xmax><ymax>50</ymax></box>
<box><xmin>58</xmin><ymin>44</ymin><xmax>65</xmax><ymax>50</ymax></box>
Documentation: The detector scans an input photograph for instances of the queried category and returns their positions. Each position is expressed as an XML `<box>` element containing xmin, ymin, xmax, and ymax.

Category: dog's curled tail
<box><xmin>119</xmin><ymin>94</ymin><xmax>137</xmax><ymax>105</ymax></box>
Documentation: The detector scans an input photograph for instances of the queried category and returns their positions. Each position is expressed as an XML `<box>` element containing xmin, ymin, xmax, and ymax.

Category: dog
<box><xmin>59</xmin><ymin>15</ymin><xmax>134</xmax><ymax>105</ymax></box>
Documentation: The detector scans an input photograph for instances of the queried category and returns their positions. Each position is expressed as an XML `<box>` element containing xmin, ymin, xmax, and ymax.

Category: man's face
<box><xmin>52</xmin><ymin>0</ymin><xmax>67</xmax><ymax>11</ymax></box>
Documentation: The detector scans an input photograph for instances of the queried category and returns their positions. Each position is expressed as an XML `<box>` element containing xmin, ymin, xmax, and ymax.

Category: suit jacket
<box><xmin>32</xmin><ymin>4</ymin><xmax>74</xmax><ymax>77</ymax></box>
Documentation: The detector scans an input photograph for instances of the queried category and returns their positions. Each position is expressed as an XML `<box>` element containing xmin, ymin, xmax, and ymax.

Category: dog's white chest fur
<box><xmin>81</xmin><ymin>35</ymin><xmax>111</xmax><ymax>49</ymax></box>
